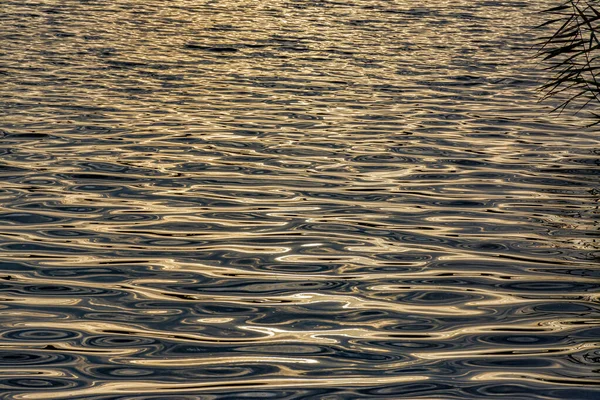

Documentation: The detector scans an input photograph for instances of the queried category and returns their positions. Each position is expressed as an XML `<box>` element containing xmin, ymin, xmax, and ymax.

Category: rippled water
<box><xmin>1</xmin><ymin>0</ymin><xmax>599</xmax><ymax>398</ymax></box>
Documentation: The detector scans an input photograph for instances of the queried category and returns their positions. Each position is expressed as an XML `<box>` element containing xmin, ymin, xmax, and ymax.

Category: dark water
<box><xmin>1</xmin><ymin>1</ymin><xmax>599</xmax><ymax>399</ymax></box>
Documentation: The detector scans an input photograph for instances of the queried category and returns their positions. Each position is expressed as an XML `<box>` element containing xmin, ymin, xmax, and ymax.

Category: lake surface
<box><xmin>1</xmin><ymin>0</ymin><xmax>599</xmax><ymax>398</ymax></box>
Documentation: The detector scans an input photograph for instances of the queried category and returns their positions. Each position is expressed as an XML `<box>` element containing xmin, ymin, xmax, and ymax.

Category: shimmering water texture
<box><xmin>1</xmin><ymin>0</ymin><xmax>599</xmax><ymax>399</ymax></box>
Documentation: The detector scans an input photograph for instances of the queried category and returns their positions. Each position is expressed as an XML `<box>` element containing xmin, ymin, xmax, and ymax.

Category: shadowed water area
<box><xmin>0</xmin><ymin>0</ymin><xmax>599</xmax><ymax>398</ymax></box>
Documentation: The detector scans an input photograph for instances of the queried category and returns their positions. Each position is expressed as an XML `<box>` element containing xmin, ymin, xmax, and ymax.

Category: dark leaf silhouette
<box><xmin>537</xmin><ymin>0</ymin><xmax>600</xmax><ymax>118</ymax></box>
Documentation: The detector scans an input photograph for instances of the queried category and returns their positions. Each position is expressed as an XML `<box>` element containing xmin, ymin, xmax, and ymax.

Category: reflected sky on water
<box><xmin>0</xmin><ymin>1</ymin><xmax>599</xmax><ymax>399</ymax></box>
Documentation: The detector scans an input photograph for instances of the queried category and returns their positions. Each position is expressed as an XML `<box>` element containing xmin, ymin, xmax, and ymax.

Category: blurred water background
<box><xmin>0</xmin><ymin>1</ymin><xmax>599</xmax><ymax>399</ymax></box>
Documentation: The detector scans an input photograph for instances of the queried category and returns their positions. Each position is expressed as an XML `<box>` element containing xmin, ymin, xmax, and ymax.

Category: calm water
<box><xmin>1</xmin><ymin>1</ymin><xmax>599</xmax><ymax>399</ymax></box>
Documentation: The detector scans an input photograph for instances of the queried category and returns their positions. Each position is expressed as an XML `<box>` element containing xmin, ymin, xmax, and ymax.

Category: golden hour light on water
<box><xmin>0</xmin><ymin>0</ymin><xmax>598</xmax><ymax>399</ymax></box>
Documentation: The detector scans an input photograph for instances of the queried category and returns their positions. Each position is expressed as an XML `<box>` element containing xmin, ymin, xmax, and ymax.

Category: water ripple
<box><xmin>1</xmin><ymin>0</ymin><xmax>599</xmax><ymax>399</ymax></box>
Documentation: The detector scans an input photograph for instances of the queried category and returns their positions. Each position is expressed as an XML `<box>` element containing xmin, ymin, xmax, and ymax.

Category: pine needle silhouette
<box><xmin>537</xmin><ymin>0</ymin><xmax>600</xmax><ymax>122</ymax></box>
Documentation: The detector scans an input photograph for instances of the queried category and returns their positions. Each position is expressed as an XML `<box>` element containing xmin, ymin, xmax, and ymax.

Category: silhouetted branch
<box><xmin>537</xmin><ymin>0</ymin><xmax>600</xmax><ymax>116</ymax></box>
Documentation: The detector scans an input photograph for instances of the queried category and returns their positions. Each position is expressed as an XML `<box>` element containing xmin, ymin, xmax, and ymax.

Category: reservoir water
<box><xmin>0</xmin><ymin>1</ymin><xmax>599</xmax><ymax>398</ymax></box>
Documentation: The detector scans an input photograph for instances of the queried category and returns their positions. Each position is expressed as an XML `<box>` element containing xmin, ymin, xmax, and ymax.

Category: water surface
<box><xmin>0</xmin><ymin>0</ymin><xmax>599</xmax><ymax>399</ymax></box>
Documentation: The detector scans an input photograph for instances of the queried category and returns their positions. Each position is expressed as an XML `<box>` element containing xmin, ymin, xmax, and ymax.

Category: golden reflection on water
<box><xmin>16</xmin><ymin>376</ymin><xmax>431</xmax><ymax>400</ymax></box>
<box><xmin>0</xmin><ymin>0</ymin><xmax>599</xmax><ymax>398</ymax></box>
